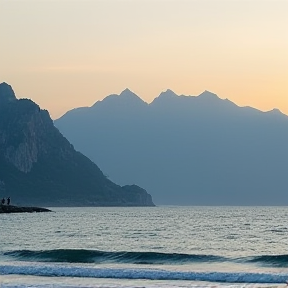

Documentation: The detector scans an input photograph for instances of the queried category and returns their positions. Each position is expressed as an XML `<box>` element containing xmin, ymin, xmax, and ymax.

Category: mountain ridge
<box><xmin>55</xmin><ymin>89</ymin><xmax>288</xmax><ymax>205</ymax></box>
<box><xmin>58</xmin><ymin>89</ymin><xmax>287</xmax><ymax>120</ymax></box>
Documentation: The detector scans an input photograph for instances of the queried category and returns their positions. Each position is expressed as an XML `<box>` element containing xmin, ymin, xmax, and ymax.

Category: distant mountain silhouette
<box><xmin>0</xmin><ymin>83</ymin><xmax>154</xmax><ymax>207</ymax></box>
<box><xmin>55</xmin><ymin>89</ymin><xmax>288</xmax><ymax>205</ymax></box>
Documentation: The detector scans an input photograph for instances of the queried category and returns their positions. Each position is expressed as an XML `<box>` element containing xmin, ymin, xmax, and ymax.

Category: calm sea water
<box><xmin>0</xmin><ymin>206</ymin><xmax>288</xmax><ymax>288</ymax></box>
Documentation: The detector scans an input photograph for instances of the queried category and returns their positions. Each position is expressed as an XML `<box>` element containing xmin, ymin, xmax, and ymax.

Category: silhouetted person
<box><xmin>7</xmin><ymin>197</ymin><xmax>10</xmax><ymax>205</ymax></box>
<box><xmin>1</xmin><ymin>198</ymin><xmax>5</xmax><ymax>205</ymax></box>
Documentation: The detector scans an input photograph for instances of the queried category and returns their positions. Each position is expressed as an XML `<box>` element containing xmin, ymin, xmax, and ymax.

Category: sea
<box><xmin>0</xmin><ymin>206</ymin><xmax>288</xmax><ymax>288</ymax></box>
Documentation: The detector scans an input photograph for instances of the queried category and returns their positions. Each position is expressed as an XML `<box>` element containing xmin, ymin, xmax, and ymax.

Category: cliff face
<box><xmin>0</xmin><ymin>99</ymin><xmax>51</xmax><ymax>173</ymax></box>
<box><xmin>0</xmin><ymin>83</ymin><xmax>154</xmax><ymax>207</ymax></box>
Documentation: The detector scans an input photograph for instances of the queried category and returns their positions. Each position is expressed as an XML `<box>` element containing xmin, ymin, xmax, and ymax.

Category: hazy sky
<box><xmin>0</xmin><ymin>0</ymin><xmax>287</xmax><ymax>119</ymax></box>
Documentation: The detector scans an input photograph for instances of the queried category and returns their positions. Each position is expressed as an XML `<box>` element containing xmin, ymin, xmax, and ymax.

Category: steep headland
<box><xmin>0</xmin><ymin>83</ymin><xmax>155</xmax><ymax>207</ymax></box>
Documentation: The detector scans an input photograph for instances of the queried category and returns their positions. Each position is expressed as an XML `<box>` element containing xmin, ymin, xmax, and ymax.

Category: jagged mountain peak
<box><xmin>92</xmin><ymin>88</ymin><xmax>146</xmax><ymax>109</ymax></box>
<box><xmin>198</xmin><ymin>90</ymin><xmax>219</xmax><ymax>99</ymax></box>
<box><xmin>0</xmin><ymin>82</ymin><xmax>17</xmax><ymax>104</ymax></box>
<box><xmin>159</xmin><ymin>89</ymin><xmax>178</xmax><ymax>98</ymax></box>
<box><xmin>151</xmin><ymin>89</ymin><xmax>178</xmax><ymax>105</ymax></box>
<box><xmin>266</xmin><ymin>108</ymin><xmax>287</xmax><ymax>118</ymax></box>
<box><xmin>269</xmin><ymin>108</ymin><xmax>281</xmax><ymax>114</ymax></box>
<box><xmin>120</xmin><ymin>88</ymin><xmax>136</xmax><ymax>96</ymax></box>
<box><xmin>118</xmin><ymin>88</ymin><xmax>145</xmax><ymax>103</ymax></box>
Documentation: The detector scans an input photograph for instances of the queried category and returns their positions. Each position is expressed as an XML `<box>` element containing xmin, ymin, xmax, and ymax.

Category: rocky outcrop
<box><xmin>0</xmin><ymin>82</ymin><xmax>16</xmax><ymax>104</ymax></box>
<box><xmin>0</xmin><ymin>82</ymin><xmax>155</xmax><ymax>207</ymax></box>
<box><xmin>121</xmin><ymin>185</ymin><xmax>155</xmax><ymax>206</ymax></box>
<box><xmin>0</xmin><ymin>205</ymin><xmax>51</xmax><ymax>213</ymax></box>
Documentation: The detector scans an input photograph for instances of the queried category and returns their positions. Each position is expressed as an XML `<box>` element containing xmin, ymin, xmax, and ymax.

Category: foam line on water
<box><xmin>0</xmin><ymin>282</ymin><xmax>287</xmax><ymax>288</ymax></box>
<box><xmin>0</xmin><ymin>264</ymin><xmax>288</xmax><ymax>283</ymax></box>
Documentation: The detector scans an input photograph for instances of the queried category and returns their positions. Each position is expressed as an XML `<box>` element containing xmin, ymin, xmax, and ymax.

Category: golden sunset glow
<box><xmin>0</xmin><ymin>0</ymin><xmax>287</xmax><ymax>119</ymax></box>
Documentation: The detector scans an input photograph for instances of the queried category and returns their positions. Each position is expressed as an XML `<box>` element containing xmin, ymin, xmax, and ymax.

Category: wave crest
<box><xmin>0</xmin><ymin>264</ymin><xmax>288</xmax><ymax>283</ymax></box>
<box><xmin>3</xmin><ymin>250</ymin><xmax>288</xmax><ymax>267</ymax></box>
<box><xmin>3</xmin><ymin>249</ymin><xmax>227</xmax><ymax>264</ymax></box>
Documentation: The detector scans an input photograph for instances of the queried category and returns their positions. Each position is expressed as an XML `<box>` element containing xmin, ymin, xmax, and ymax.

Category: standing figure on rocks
<box><xmin>1</xmin><ymin>198</ymin><xmax>5</xmax><ymax>205</ymax></box>
<box><xmin>7</xmin><ymin>197</ymin><xmax>10</xmax><ymax>205</ymax></box>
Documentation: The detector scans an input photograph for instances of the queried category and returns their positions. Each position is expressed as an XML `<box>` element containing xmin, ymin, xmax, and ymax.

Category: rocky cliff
<box><xmin>0</xmin><ymin>83</ymin><xmax>154</xmax><ymax>207</ymax></box>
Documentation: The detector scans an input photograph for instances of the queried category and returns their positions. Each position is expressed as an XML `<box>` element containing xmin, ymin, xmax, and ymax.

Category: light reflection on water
<box><xmin>1</xmin><ymin>206</ymin><xmax>288</xmax><ymax>287</ymax></box>
<box><xmin>1</xmin><ymin>206</ymin><xmax>287</xmax><ymax>256</ymax></box>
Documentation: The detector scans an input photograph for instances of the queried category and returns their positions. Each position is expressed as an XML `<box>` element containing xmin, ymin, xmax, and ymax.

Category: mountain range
<box><xmin>0</xmin><ymin>83</ymin><xmax>154</xmax><ymax>207</ymax></box>
<box><xmin>55</xmin><ymin>89</ymin><xmax>288</xmax><ymax>205</ymax></box>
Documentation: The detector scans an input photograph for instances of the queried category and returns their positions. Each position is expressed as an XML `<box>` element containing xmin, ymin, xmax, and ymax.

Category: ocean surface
<box><xmin>0</xmin><ymin>206</ymin><xmax>288</xmax><ymax>288</ymax></box>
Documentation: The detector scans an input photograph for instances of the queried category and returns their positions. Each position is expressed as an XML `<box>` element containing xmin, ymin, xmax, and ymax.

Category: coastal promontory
<box><xmin>0</xmin><ymin>82</ymin><xmax>155</xmax><ymax>207</ymax></box>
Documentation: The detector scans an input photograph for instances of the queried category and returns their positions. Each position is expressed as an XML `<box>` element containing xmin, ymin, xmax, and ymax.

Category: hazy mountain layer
<box><xmin>0</xmin><ymin>83</ymin><xmax>154</xmax><ymax>207</ymax></box>
<box><xmin>55</xmin><ymin>89</ymin><xmax>288</xmax><ymax>205</ymax></box>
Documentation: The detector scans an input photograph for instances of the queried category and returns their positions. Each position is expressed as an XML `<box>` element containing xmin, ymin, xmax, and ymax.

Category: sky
<box><xmin>0</xmin><ymin>0</ymin><xmax>287</xmax><ymax>119</ymax></box>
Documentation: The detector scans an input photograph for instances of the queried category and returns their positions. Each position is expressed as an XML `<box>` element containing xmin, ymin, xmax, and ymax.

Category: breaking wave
<box><xmin>0</xmin><ymin>264</ymin><xmax>288</xmax><ymax>283</ymax></box>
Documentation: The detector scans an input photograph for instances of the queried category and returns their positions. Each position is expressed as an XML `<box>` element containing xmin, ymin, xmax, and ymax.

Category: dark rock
<box><xmin>0</xmin><ymin>82</ymin><xmax>17</xmax><ymax>105</ymax></box>
<box><xmin>0</xmin><ymin>205</ymin><xmax>51</xmax><ymax>213</ymax></box>
<box><xmin>121</xmin><ymin>185</ymin><xmax>154</xmax><ymax>206</ymax></box>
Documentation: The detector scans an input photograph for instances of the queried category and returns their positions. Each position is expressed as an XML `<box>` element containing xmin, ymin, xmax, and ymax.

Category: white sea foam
<box><xmin>0</xmin><ymin>264</ymin><xmax>287</xmax><ymax>284</ymax></box>
<box><xmin>0</xmin><ymin>281</ymin><xmax>287</xmax><ymax>288</ymax></box>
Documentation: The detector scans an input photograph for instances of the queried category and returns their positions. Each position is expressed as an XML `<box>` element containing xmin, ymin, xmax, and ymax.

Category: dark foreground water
<box><xmin>0</xmin><ymin>206</ymin><xmax>288</xmax><ymax>288</ymax></box>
